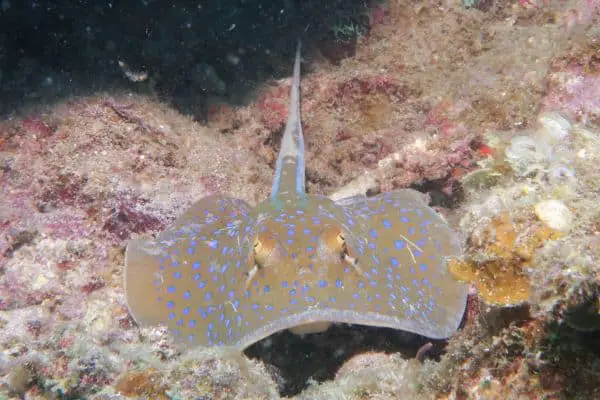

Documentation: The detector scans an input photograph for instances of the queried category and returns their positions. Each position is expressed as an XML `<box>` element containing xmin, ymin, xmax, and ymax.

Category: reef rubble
<box><xmin>1</xmin><ymin>0</ymin><xmax>600</xmax><ymax>399</ymax></box>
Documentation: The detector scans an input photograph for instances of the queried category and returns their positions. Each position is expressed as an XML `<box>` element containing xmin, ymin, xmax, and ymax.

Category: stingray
<box><xmin>124</xmin><ymin>42</ymin><xmax>468</xmax><ymax>351</ymax></box>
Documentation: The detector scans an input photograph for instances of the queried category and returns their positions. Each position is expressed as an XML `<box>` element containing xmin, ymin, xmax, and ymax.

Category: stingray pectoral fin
<box><xmin>123</xmin><ymin>195</ymin><xmax>257</xmax><ymax>348</ymax></box>
<box><xmin>331</xmin><ymin>189</ymin><xmax>468</xmax><ymax>339</ymax></box>
<box><xmin>124</xmin><ymin>238</ymin><xmax>166</xmax><ymax>326</ymax></box>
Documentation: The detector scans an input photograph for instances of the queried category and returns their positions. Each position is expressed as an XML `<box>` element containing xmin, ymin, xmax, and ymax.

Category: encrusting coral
<box><xmin>449</xmin><ymin>210</ymin><xmax>563</xmax><ymax>306</ymax></box>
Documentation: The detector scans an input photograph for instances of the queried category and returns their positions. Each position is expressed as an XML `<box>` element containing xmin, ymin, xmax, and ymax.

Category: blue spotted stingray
<box><xmin>124</xmin><ymin>42</ymin><xmax>468</xmax><ymax>350</ymax></box>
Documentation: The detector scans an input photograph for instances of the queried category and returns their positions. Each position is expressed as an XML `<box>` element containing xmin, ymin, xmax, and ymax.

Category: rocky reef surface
<box><xmin>1</xmin><ymin>0</ymin><xmax>600</xmax><ymax>398</ymax></box>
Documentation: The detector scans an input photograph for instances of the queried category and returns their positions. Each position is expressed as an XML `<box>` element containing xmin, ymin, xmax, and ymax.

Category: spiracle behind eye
<box><xmin>252</xmin><ymin>233</ymin><xmax>276</xmax><ymax>268</ymax></box>
<box><xmin>321</xmin><ymin>225</ymin><xmax>346</xmax><ymax>254</ymax></box>
<box><xmin>336</xmin><ymin>232</ymin><xmax>346</xmax><ymax>248</ymax></box>
<box><xmin>321</xmin><ymin>225</ymin><xmax>366</xmax><ymax>278</ymax></box>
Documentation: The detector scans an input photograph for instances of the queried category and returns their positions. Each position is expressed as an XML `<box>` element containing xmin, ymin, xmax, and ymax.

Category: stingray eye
<box><xmin>336</xmin><ymin>232</ymin><xmax>346</xmax><ymax>249</ymax></box>
<box><xmin>321</xmin><ymin>225</ymin><xmax>347</xmax><ymax>254</ymax></box>
<box><xmin>252</xmin><ymin>237</ymin><xmax>266</xmax><ymax>266</ymax></box>
<box><xmin>251</xmin><ymin>232</ymin><xmax>276</xmax><ymax>268</ymax></box>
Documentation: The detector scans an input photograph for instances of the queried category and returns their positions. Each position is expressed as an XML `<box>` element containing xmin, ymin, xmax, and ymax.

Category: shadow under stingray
<box><xmin>245</xmin><ymin>324</ymin><xmax>448</xmax><ymax>397</ymax></box>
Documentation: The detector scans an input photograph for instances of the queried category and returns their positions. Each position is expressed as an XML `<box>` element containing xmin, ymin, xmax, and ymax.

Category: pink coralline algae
<box><xmin>543</xmin><ymin>65</ymin><xmax>600</xmax><ymax>125</ymax></box>
<box><xmin>101</xmin><ymin>196</ymin><xmax>164</xmax><ymax>241</ymax></box>
<box><xmin>257</xmin><ymin>83</ymin><xmax>291</xmax><ymax>132</ymax></box>
<box><xmin>3</xmin><ymin>1</ymin><xmax>600</xmax><ymax>398</ymax></box>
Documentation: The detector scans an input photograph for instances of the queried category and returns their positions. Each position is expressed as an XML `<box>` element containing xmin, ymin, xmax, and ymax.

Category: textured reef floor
<box><xmin>2</xmin><ymin>0</ymin><xmax>600</xmax><ymax>399</ymax></box>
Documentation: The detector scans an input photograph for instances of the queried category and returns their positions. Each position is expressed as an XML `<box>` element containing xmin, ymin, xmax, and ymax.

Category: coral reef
<box><xmin>448</xmin><ymin>210</ymin><xmax>563</xmax><ymax>306</ymax></box>
<box><xmin>1</xmin><ymin>0</ymin><xmax>600</xmax><ymax>399</ymax></box>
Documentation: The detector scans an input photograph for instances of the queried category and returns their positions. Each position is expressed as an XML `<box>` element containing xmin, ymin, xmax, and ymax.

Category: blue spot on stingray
<box><xmin>336</xmin><ymin>279</ymin><xmax>343</xmax><ymax>288</ymax></box>
<box><xmin>318</xmin><ymin>279</ymin><xmax>327</xmax><ymax>288</ymax></box>
<box><xmin>390</xmin><ymin>257</ymin><xmax>399</xmax><ymax>267</ymax></box>
<box><xmin>168</xmin><ymin>312</ymin><xmax>175</xmax><ymax>320</ymax></box>
<box><xmin>370</xmin><ymin>229</ymin><xmax>378</xmax><ymax>238</ymax></box>
<box><xmin>167</xmin><ymin>285</ymin><xmax>176</xmax><ymax>293</ymax></box>
<box><xmin>171</xmin><ymin>260</ymin><xmax>179</xmax><ymax>268</ymax></box>
<box><xmin>204</xmin><ymin>292</ymin><xmax>212</xmax><ymax>301</ymax></box>
<box><xmin>192</xmin><ymin>261</ymin><xmax>201</xmax><ymax>270</ymax></box>
<box><xmin>183</xmin><ymin>307</ymin><xmax>190</xmax><ymax>315</ymax></box>
<box><xmin>358</xmin><ymin>281</ymin><xmax>365</xmax><ymax>289</ymax></box>
<box><xmin>184</xmin><ymin>290</ymin><xmax>191</xmax><ymax>299</ymax></box>
<box><xmin>166</xmin><ymin>300</ymin><xmax>175</xmax><ymax>309</ymax></box>
<box><xmin>208</xmin><ymin>240</ymin><xmax>219</xmax><ymax>249</ymax></box>
<box><xmin>173</xmin><ymin>271</ymin><xmax>182</xmax><ymax>280</ymax></box>
<box><xmin>187</xmin><ymin>247</ymin><xmax>195</xmax><ymax>255</ymax></box>
<box><xmin>266</xmin><ymin>305</ymin><xmax>274</xmax><ymax>311</ymax></box>
<box><xmin>264</xmin><ymin>285</ymin><xmax>271</xmax><ymax>293</ymax></box>
<box><xmin>189</xmin><ymin>319</ymin><xmax>196</xmax><ymax>328</ymax></box>
<box><xmin>382</xmin><ymin>219</ymin><xmax>392</xmax><ymax>228</ymax></box>
<box><xmin>193</xmin><ymin>273</ymin><xmax>201</xmax><ymax>281</ymax></box>
<box><xmin>282</xmin><ymin>280</ymin><xmax>289</xmax><ymax>288</ymax></box>
<box><xmin>420</xmin><ymin>263</ymin><xmax>428</xmax><ymax>272</ymax></box>
<box><xmin>394</xmin><ymin>240</ymin><xmax>405</xmax><ymax>249</ymax></box>
<box><xmin>198</xmin><ymin>281</ymin><xmax>206</xmax><ymax>289</ymax></box>
<box><xmin>401</xmin><ymin>216</ymin><xmax>410</xmax><ymax>223</ymax></box>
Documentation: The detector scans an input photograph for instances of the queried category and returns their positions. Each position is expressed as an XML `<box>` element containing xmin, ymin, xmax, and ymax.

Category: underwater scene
<box><xmin>1</xmin><ymin>0</ymin><xmax>600</xmax><ymax>398</ymax></box>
